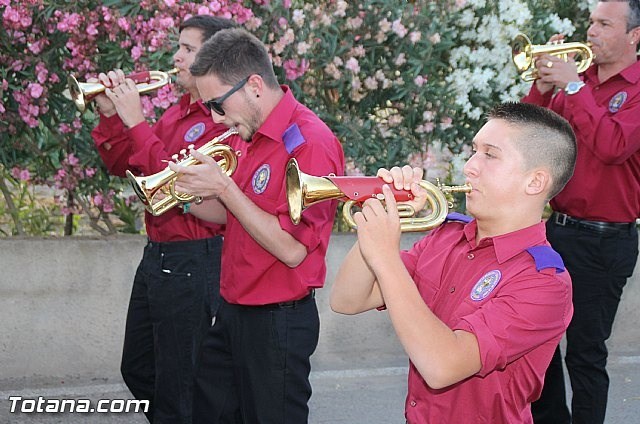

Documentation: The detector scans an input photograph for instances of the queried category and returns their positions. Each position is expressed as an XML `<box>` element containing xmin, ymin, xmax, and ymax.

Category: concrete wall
<box><xmin>1</xmin><ymin>233</ymin><xmax>639</xmax><ymax>380</ymax></box>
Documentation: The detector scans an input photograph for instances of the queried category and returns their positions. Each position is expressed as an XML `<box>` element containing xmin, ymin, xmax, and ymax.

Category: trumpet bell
<box><xmin>286</xmin><ymin>159</ymin><xmax>344</xmax><ymax>225</ymax></box>
<box><xmin>127</xmin><ymin>127</ymin><xmax>239</xmax><ymax>216</ymax></box>
<box><xmin>511</xmin><ymin>33</ymin><xmax>593</xmax><ymax>82</ymax></box>
<box><xmin>65</xmin><ymin>68</ymin><xmax>179</xmax><ymax>113</ymax></box>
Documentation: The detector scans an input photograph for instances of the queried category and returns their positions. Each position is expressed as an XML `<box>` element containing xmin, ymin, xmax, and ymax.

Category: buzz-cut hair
<box><xmin>487</xmin><ymin>102</ymin><xmax>577</xmax><ymax>199</ymax></box>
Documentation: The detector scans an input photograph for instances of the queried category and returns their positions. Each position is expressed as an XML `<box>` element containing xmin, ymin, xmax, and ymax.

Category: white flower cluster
<box><xmin>445</xmin><ymin>0</ymin><xmax>589</xmax><ymax>126</ymax></box>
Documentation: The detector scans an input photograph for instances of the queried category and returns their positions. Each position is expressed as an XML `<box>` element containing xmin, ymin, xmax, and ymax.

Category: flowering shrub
<box><xmin>0</xmin><ymin>0</ymin><xmax>594</xmax><ymax>236</ymax></box>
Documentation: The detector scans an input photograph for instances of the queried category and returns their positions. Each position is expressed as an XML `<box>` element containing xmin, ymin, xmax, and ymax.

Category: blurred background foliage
<box><xmin>0</xmin><ymin>0</ymin><xmax>594</xmax><ymax>236</ymax></box>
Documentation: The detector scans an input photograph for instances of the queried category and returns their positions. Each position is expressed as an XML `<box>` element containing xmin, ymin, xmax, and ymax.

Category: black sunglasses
<box><xmin>203</xmin><ymin>76</ymin><xmax>250</xmax><ymax>116</ymax></box>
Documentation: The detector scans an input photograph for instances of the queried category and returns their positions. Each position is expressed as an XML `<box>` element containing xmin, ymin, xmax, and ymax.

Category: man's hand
<box><xmin>104</xmin><ymin>77</ymin><xmax>145</xmax><ymax>128</ymax></box>
<box><xmin>533</xmin><ymin>34</ymin><xmax>581</xmax><ymax>93</ymax></box>
<box><xmin>169</xmin><ymin>149</ymin><xmax>233</xmax><ymax>200</ymax></box>
<box><xmin>377</xmin><ymin>165</ymin><xmax>428</xmax><ymax>213</ymax></box>
<box><xmin>354</xmin><ymin>184</ymin><xmax>402</xmax><ymax>272</ymax></box>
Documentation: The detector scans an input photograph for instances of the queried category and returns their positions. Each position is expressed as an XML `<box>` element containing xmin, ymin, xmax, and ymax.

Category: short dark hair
<box><xmin>179</xmin><ymin>15</ymin><xmax>236</xmax><ymax>43</ymax></box>
<box><xmin>628</xmin><ymin>0</ymin><xmax>640</xmax><ymax>30</ymax></box>
<box><xmin>602</xmin><ymin>0</ymin><xmax>640</xmax><ymax>31</ymax></box>
<box><xmin>488</xmin><ymin>102</ymin><xmax>577</xmax><ymax>199</ymax></box>
<box><xmin>190</xmin><ymin>28</ymin><xmax>280</xmax><ymax>89</ymax></box>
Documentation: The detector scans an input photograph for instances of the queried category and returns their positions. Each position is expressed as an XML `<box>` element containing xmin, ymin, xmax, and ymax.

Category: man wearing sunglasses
<box><xmin>90</xmin><ymin>16</ymin><xmax>236</xmax><ymax>424</ymax></box>
<box><xmin>169</xmin><ymin>28</ymin><xmax>345</xmax><ymax>423</ymax></box>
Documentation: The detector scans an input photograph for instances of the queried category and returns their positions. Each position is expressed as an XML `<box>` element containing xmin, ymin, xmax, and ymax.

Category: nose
<box><xmin>173</xmin><ymin>49</ymin><xmax>182</xmax><ymax>64</ymax></box>
<box><xmin>587</xmin><ymin>23</ymin><xmax>598</xmax><ymax>38</ymax></box>
<box><xmin>463</xmin><ymin>154</ymin><xmax>478</xmax><ymax>179</ymax></box>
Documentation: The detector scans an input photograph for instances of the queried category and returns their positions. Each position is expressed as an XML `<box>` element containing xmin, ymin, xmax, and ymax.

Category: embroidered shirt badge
<box><xmin>252</xmin><ymin>164</ymin><xmax>271</xmax><ymax>194</ymax></box>
<box><xmin>184</xmin><ymin>122</ymin><xmax>206</xmax><ymax>142</ymax></box>
<box><xmin>470</xmin><ymin>270</ymin><xmax>502</xmax><ymax>301</ymax></box>
<box><xmin>609</xmin><ymin>92</ymin><xmax>627</xmax><ymax>113</ymax></box>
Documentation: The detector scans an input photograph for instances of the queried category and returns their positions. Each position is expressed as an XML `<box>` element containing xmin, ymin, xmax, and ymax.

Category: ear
<box><xmin>247</xmin><ymin>74</ymin><xmax>263</xmax><ymax>98</ymax></box>
<box><xmin>525</xmin><ymin>168</ymin><xmax>551</xmax><ymax>196</ymax></box>
<box><xmin>629</xmin><ymin>26</ymin><xmax>640</xmax><ymax>46</ymax></box>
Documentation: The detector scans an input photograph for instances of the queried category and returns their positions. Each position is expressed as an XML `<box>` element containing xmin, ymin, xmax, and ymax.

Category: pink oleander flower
<box><xmin>394</xmin><ymin>53</ymin><xmax>407</xmax><ymax>66</ymax></box>
<box><xmin>345</xmin><ymin>57</ymin><xmax>360</xmax><ymax>73</ymax></box>
<box><xmin>10</xmin><ymin>167</ymin><xmax>31</xmax><ymax>182</ymax></box>
<box><xmin>440</xmin><ymin>117</ymin><xmax>453</xmax><ymax>130</ymax></box>
<box><xmin>131</xmin><ymin>45</ymin><xmax>143</xmax><ymax>60</ymax></box>
<box><xmin>283</xmin><ymin>58</ymin><xmax>309</xmax><ymax>81</ymax></box>
<box><xmin>28</xmin><ymin>83</ymin><xmax>44</xmax><ymax>99</ymax></box>
<box><xmin>66</xmin><ymin>153</ymin><xmax>79</xmax><ymax>166</ymax></box>
<box><xmin>379</xmin><ymin>18</ymin><xmax>391</xmax><ymax>33</ymax></box>
<box><xmin>414</xmin><ymin>75</ymin><xmax>427</xmax><ymax>87</ymax></box>
<box><xmin>392</xmin><ymin>19</ymin><xmax>407</xmax><ymax>38</ymax></box>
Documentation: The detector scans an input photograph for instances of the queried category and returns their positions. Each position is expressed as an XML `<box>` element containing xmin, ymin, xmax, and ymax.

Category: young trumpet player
<box><xmin>330</xmin><ymin>102</ymin><xmax>577</xmax><ymax>424</ymax></box>
<box><xmin>90</xmin><ymin>16</ymin><xmax>236</xmax><ymax>424</ymax></box>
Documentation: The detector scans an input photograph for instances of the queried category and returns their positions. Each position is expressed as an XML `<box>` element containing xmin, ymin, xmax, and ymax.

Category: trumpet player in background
<box><xmin>89</xmin><ymin>15</ymin><xmax>236</xmax><ymax>424</ymax></box>
<box><xmin>330</xmin><ymin>102</ymin><xmax>577</xmax><ymax>424</ymax></box>
<box><xmin>521</xmin><ymin>2</ymin><xmax>640</xmax><ymax>423</ymax></box>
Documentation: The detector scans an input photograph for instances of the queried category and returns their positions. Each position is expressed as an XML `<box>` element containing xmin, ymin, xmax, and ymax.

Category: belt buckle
<box><xmin>554</xmin><ymin>213</ymin><xmax>568</xmax><ymax>226</ymax></box>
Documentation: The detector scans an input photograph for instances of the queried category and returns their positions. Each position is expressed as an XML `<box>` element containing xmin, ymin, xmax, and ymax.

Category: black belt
<box><xmin>146</xmin><ymin>236</ymin><xmax>222</xmax><ymax>254</ymax></box>
<box><xmin>251</xmin><ymin>290</ymin><xmax>315</xmax><ymax>309</ymax></box>
<box><xmin>551</xmin><ymin>212</ymin><xmax>635</xmax><ymax>234</ymax></box>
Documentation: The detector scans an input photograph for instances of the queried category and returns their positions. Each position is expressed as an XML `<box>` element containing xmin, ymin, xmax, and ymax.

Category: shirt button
<box><xmin>410</xmin><ymin>400</ymin><xmax>417</xmax><ymax>407</ymax></box>
<box><xmin>467</xmin><ymin>253</ymin><xmax>475</xmax><ymax>260</ymax></box>
<box><xmin>449</xmin><ymin>287</ymin><xmax>455</xmax><ymax>293</ymax></box>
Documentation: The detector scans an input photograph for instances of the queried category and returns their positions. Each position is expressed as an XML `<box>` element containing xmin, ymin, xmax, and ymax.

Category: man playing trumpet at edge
<box><xmin>330</xmin><ymin>102</ymin><xmax>576</xmax><ymax>424</ymax></box>
<box><xmin>522</xmin><ymin>1</ymin><xmax>640</xmax><ymax>423</ymax></box>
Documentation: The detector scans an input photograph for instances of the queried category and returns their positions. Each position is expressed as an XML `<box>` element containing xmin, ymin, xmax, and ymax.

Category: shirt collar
<box><xmin>584</xmin><ymin>57</ymin><xmax>640</xmax><ymax>85</ymax></box>
<box><xmin>619</xmin><ymin>57</ymin><xmax>640</xmax><ymax>84</ymax></box>
<box><xmin>178</xmin><ymin>93</ymin><xmax>211</xmax><ymax>118</ymax></box>
<box><xmin>254</xmin><ymin>85</ymin><xmax>297</xmax><ymax>144</ymax></box>
<box><xmin>462</xmin><ymin>220</ymin><xmax>548</xmax><ymax>264</ymax></box>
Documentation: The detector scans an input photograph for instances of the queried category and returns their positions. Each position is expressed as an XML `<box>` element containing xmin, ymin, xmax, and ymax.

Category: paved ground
<box><xmin>2</xmin><ymin>350</ymin><xmax>639</xmax><ymax>423</ymax></box>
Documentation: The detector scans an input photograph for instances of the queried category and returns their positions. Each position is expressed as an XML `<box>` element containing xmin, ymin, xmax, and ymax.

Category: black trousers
<box><xmin>532</xmin><ymin>220</ymin><xmax>638</xmax><ymax>424</ymax></box>
<box><xmin>192</xmin><ymin>294</ymin><xmax>320</xmax><ymax>424</ymax></box>
<box><xmin>121</xmin><ymin>236</ymin><xmax>222</xmax><ymax>424</ymax></box>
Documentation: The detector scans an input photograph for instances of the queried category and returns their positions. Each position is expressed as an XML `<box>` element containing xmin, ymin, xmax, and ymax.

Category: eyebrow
<box><xmin>471</xmin><ymin>141</ymin><xmax>503</xmax><ymax>151</ymax></box>
<box><xmin>179</xmin><ymin>41</ymin><xmax>198</xmax><ymax>49</ymax></box>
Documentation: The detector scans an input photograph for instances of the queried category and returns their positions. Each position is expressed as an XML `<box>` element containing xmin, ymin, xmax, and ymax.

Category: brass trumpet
<box><xmin>511</xmin><ymin>33</ymin><xmax>593</xmax><ymax>81</ymax></box>
<box><xmin>127</xmin><ymin>128</ymin><xmax>239</xmax><ymax>216</ymax></box>
<box><xmin>286</xmin><ymin>158</ymin><xmax>472</xmax><ymax>232</ymax></box>
<box><xmin>66</xmin><ymin>68</ymin><xmax>179</xmax><ymax>113</ymax></box>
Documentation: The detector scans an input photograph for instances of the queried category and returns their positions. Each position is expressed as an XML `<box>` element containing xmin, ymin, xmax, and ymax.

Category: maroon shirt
<box><xmin>523</xmin><ymin>60</ymin><xmax>640</xmax><ymax>222</ymax></box>
<box><xmin>92</xmin><ymin>93</ymin><xmax>227</xmax><ymax>242</ymax></box>
<box><xmin>400</xmin><ymin>219</ymin><xmax>572</xmax><ymax>424</ymax></box>
<box><xmin>220</xmin><ymin>86</ymin><xmax>345</xmax><ymax>305</ymax></box>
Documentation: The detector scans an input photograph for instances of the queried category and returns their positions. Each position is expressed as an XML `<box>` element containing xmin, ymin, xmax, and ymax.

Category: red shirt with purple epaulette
<box><xmin>400</xmin><ymin>218</ymin><xmax>572</xmax><ymax>424</ymax></box>
<box><xmin>91</xmin><ymin>93</ymin><xmax>227</xmax><ymax>242</ymax></box>
<box><xmin>220</xmin><ymin>86</ymin><xmax>345</xmax><ymax>305</ymax></box>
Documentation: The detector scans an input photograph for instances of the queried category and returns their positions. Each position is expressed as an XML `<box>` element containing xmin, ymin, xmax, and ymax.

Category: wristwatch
<box><xmin>565</xmin><ymin>81</ymin><xmax>586</xmax><ymax>95</ymax></box>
